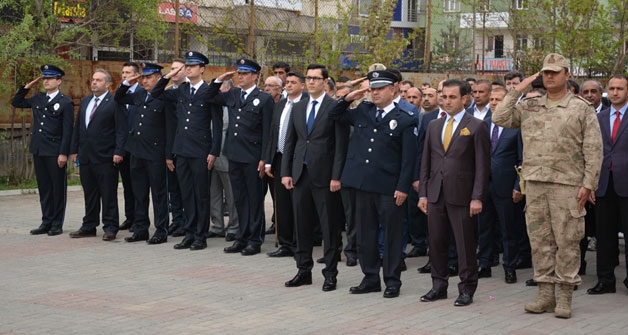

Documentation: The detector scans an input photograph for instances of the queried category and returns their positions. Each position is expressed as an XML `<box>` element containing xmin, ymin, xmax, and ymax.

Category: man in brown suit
<box><xmin>418</xmin><ymin>79</ymin><xmax>490</xmax><ymax>306</ymax></box>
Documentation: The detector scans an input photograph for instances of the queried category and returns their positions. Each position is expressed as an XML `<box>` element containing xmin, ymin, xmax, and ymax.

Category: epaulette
<box><xmin>574</xmin><ymin>94</ymin><xmax>593</xmax><ymax>106</ymax></box>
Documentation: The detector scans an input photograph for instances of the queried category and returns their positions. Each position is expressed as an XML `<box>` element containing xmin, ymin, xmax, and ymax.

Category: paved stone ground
<box><xmin>1</xmin><ymin>188</ymin><xmax>627</xmax><ymax>335</ymax></box>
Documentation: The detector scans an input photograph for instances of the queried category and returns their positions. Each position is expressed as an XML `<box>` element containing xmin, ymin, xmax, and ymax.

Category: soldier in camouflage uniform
<box><xmin>492</xmin><ymin>53</ymin><xmax>602</xmax><ymax>319</ymax></box>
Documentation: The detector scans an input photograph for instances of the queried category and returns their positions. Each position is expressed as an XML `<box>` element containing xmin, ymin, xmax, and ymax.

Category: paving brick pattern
<box><xmin>1</xmin><ymin>189</ymin><xmax>627</xmax><ymax>334</ymax></box>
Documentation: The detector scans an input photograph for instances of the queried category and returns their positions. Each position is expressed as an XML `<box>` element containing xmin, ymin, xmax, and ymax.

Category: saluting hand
<box><xmin>217</xmin><ymin>71</ymin><xmax>236</xmax><ymax>82</ymax></box>
<box><xmin>344</xmin><ymin>87</ymin><xmax>369</xmax><ymax>102</ymax></box>
<box><xmin>25</xmin><ymin>77</ymin><xmax>42</xmax><ymax>89</ymax></box>
<box><xmin>164</xmin><ymin>65</ymin><xmax>182</xmax><ymax>80</ymax></box>
<box><xmin>514</xmin><ymin>72</ymin><xmax>540</xmax><ymax>92</ymax></box>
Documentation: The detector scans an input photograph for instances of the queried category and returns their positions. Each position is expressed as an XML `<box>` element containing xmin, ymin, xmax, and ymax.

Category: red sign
<box><xmin>158</xmin><ymin>2</ymin><xmax>198</xmax><ymax>24</ymax></box>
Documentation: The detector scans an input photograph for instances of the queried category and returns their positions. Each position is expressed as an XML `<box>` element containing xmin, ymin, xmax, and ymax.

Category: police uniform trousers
<box><xmin>594</xmin><ymin>172</ymin><xmax>628</xmax><ymax>285</ymax></box>
<box><xmin>209</xmin><ymin>169</ymin><xmax>239</xmax><ymax>235</ymax></box>
<box><xmin>229</xmin><ymin>160</ymin><xmax>265</xmax><ymax>247</ymax></box>
<box><xmin>176</xmin><ymin>156</ymin><xmax>210</xmax><ymax>242</ymax></box>
<box><xmin>166</xmin><ymin>158</ymin><xmax>186</xmax><ymax>228</ymax></box>
<box><xmin>356</xmin><ymin>190</ymin><xmax>404</xmax><ymax>289</ymax></box>
<box><xmin>33</xmin><ymin>155</ymin><xmax>67</xmax><ymax>229</ymax></box>
<box><xmin>407</xmin><ymin>188</ymin><xmax>428</xmax><ymax>252</ymax></box>
<box><xmin>271</xmin><ymin>153</ymin><xmax>295</xmax><ymax>251</ymax></box>
<box><xmin>526</xmin><ymin>181</ymin><xmax>584</xmax><ymax>286</ymax></box>
<box><xmin>130</xmin><ymin>156</ymin><xmax>168</xmax><ymax>237</ymax></box>
<box><xmin>78</xmin><ymin>162</ymin><xmax>119</xmax><ymax>233</ymax></box>
<box><xmin>116</xmin><ymin>152</ymin><xmax>135</xmax><ymax>221</ymax></box>
<box><xmin>292</xmin><ymin>165</ymin><xmax>341</xmax><ymax>278</ymax></box>
<box><xmin>428</xmin><ymin>193</ymin><xmax>478</xmax><ymax>296</ymax></box>
<box><xmin>341</xmin><ymin>186</ymin><xmax>357</xmax><ymax>259</ymax></box>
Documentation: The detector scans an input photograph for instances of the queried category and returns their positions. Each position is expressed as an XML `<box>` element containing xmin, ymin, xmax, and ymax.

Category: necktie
<box><xmin>376</xmin><ymin>109</ymin><xmax>384</xmax><ymax>122</ymax></box>
<box><xmin>46</xmin><ymin>95</ymin><xmax>51</xmax><ymax>102</ymax></box>
<box><xmin>443</xmin><ymin>117</ymin><xmax>454</xmax><ymax>151</ymax></box>
<box><xmin>491</xmin><ymin>124</ymin><xmax>499</xmax><ymax>151</ymax></box>
<box><xmin>190</xmin><ymin>87</ymin><xmax>196</xmax><ymax>97</ymax></box>
<box><xmin>440</xmin><ymin>111</ymin><xmax>446</xmax><ymax>118</ymax></box>
<box><xmin>240</xmin><ymin>90</ymin><xmax>246</xmax><ymax>104</ymax></box>
<box><xmin>278</xmin><ymin>101</ymin><xmax>293</xmax><ymax>153</ymax></box>
<box><xmin>145</xmin><ymin>92</ymin><xmax>151</xmax><ymax>102</ymax></box>
<box><xmin>307</xmin><ymin>100</ymin><xmax>318</xmax><ymax>134</ymax></box>
<box><xmin>89</xmin><ymin>97</ymin><xmax>99</xmax><ymax>124</ymax></box>
<box><xmin>612</xmin><ymin>111</ymin><xmax>621</xmax><ymax>143</ymax></box>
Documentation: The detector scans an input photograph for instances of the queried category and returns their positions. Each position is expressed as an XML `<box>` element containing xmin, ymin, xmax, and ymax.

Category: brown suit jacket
<box><xmin>419</xmin><ymin>111</ymin><xmax>490</xmax><ymax>206</ymax></box>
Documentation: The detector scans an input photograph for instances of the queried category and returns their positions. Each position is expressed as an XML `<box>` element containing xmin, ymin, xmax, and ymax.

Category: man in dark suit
<box><xmin>163</xmin><ymin>51</ymin><xmax>223</xmax><ymax>251</ymax></box>
<box><xmin>418</xmin><ymin>79</ymin><xmax>490</xmax><ymax>307</ymax></box>
<box><xmin>330</xmin><ymin>69</ymin><xmax>417</xmax><ymax>298</ymax></box>
<box><xmin>588</xmin><ymin>74</ymin><xmax>628</xmax><ymax>295</ymax></box>
<box><xmin>281</xmin><ymin>64</ymin><xmax>349</xmax><ymax>291</ymax></box>
<box><xmin>114</xmin><ymin>63</ymin><xmax>180</xmax><ymax>244</ymax></box>
<box><xmin>117</xmin><ymin>62</ymin><xmax>139</xmax><ymax>231</ymax></box>
<box><xmin>208</xmin><ymin>58</ymin><xmax>274</xmax><ymax>256</ymax></box>
<box><xmin>477</xmin><ymin>86</ymin><xmax>525</xmax><ymax>283</ymax></box>
<box><xmin>69</xmin><ymin>69</ymin><xmax>128</xmax><ymax>241</ymax></box>
<box><xmin>264</xmin><ymin>71</ymin><xmax>308</xmax><ymax>258</ymax></box>
<box><xmin>11</xmin><ymin>65</ymin><xmax>74</xmax><ymax>236</ymax></box>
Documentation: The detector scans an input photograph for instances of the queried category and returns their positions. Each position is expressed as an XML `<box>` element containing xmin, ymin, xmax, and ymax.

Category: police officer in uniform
<box><xmin>329</xmin><ymin>70</ymin><xmax>418</xmax><ymax>298</ymax></box>
<box><xmin>164</xmin><ymin>51</ymin><xmax>223</xmax><ymax>251</ymax></box>
<box><xmin>11</xmin><ymin>65</ymin><xmax>74</xmax><ymax>236</ymax></box>
<box><xmin>208</xmin><ymin>59</ymin><xmax>274</xmax><ymax>256</ymax></box>
<box><xmin>114</xmin><ymin>63</ymin><xmax>181</xmax><ymax>244</ymax></box>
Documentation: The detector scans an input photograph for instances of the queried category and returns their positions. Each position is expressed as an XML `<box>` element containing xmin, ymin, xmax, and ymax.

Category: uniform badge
<box><xmin>240</xmin><ymin>59</ymin><xmax>245</xmax><ymax>64</ymax></box>
<box><xmin>188</xmin><ymin>51</ymin><xmax>193</xmax><ymax>56</ymax></box>
<box><xmin>253</xmin><ymin>98</ymin><xmax>260</xmax><ymax>106</ymax></box>
<box><xmin>53</xmin><ymin>103</ymin><xmax>60</xmax><ymax>111</ymax></box>
<box><xmin>44</xmin><ymin>65</ymin><xmax>49</xmax><ymax>70</ymax></box>
<box><xmin>527</xmin><ymin>99</ymin><xmax>538</xmax><ymax>107</ymax></box>
<box><xmin>372</xmin><ymin>72</ymin><xmax>379</xmax><ymax>78</ymax></box>
<box><xmin>389</xmin><ymin>119</ymin><xmax>397</xmax><ymax>130</ymax></box>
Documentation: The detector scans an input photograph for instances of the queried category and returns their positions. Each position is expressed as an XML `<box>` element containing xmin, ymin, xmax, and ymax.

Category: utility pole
<box><xmin>174</xmin><ymin>0</ymin><xmax>180</xmax><ymax>58</ymax></box>
<box><xmin>249</xmin><ymin>0</ymin><xmax>256</xmax><ymax>57</ymax></box>
<box><xmin>423</xmin><ymin>0</ymin><xmax>432</xmax><ymax>72</ymax></box>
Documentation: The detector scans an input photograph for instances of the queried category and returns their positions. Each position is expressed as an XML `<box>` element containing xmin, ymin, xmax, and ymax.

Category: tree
<box><xmin>430</xmin><ymin>22</ymin><xmax>474</xmax><ymax>73</ymax></box>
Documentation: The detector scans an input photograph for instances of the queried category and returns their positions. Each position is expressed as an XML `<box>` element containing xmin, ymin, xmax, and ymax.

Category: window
<box><xmin>443</xmin><ymin>0</ymin><xmax>460</xmax><ymax>12</ymax></box>
<box><xmin>517</xmin><ymin>35</ymin><xmax>528</xmax><ymax>49</ymax></box>
<box><xmin>480</xmin><ymin>0</ymin><xmax>491</xmax><ymax>12</ymax></box>
<box><xmin>408</xmin><ymin>0</ymin><xmax>418</xmax><ymax>22</ymax></box>
<box><xmin>515</xmin><ymin>0</ymin><xmax>528</xmax><ymax>10</ymax></box>
<box><xmin>359</xmin><ymin>0</ymin><xmax>372</xmax><ymax>16</ymax></box>
<box><xmin>417</xmin><ymin>0</ymin><xmax>426</xmax><ymax>13</ymax></box>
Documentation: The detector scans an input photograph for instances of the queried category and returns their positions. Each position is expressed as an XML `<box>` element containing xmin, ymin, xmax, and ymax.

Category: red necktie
<box><xmin>612</xmin><ymin>111</ymin><xmax>621</xmax><ymax>143</ymax></box>
<box><xmin>439</xmin><ymin>111</ymin><xmax>446</xmax><ymax>118</ymax></box>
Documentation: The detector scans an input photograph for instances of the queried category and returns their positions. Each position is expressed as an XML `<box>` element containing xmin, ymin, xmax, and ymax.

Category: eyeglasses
<box><xmin>305</xmin><ymin>76</ymin><xmax>324</xmax><ymax>82</ymax></box>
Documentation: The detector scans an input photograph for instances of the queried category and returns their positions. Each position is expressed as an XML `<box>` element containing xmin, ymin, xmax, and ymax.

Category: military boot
<box><xmin>554</xmin><ymin>284</ymin><xmax>574</xmax><ymax>319</ymax></box>
<box><xmin>524</xmin><ymin>282</ymin><xmax>556</xmax><ymax>313</ymax></box>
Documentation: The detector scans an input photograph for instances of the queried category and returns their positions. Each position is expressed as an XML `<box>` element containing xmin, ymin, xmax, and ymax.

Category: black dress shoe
<box><xmin>190</xmin><ymin>240</ymin><xmax>207</xmax><ymax>250</ymax></box>
<box><xmin>624</xmin><ymin>278</ymin><xmax>628</xmax><ymax>290</ymax></box>
<box><xmin>349</xmin><ymin>283</ymin><xmax>381</xmax><ymax>294</ymax></box>
<box><xmin>47</xmin><ymin>227</ymin><xmax>63</xmax><ymax>236</ymax></box>
<box><xmin>383</xmin><ymin>287</ymin><xmax>400</xmax><ymax>298</ymax></box>
<box><xmin>207</xmin><ymin>231</ymin><xmax>225</xmax><ymax>238</ymax></box>
<box><xmin>225</xmin><ymin>233</ymin><xmax>236</xmax><ymax>242</ymax></box>
<box><xmin>173</xmin><ymin>237</ymin><xmax>194</xmax><ymax>249</ymax></box>
<box><xmin>322</xmin><ymin>277</ymin><xmax>337</xmax><ymax>292</ymax></box>
<box><xmin>418</xmin><ymin>261</ymin><xmax>431</xmax><ymax>273</ymax></box>
<box><xmin>69</xmin><ymin>230</ymin><xmax>97</xmax><ymax>238</ymax></box>
<box><xmin>241</xmin><ymin>245</ymin><xmax>260</xmax><ymax>256</ymax></box>
<box><xmin>516</xmin><ymin>259</ymin><xmax>532</xmax><ymax>269</ymax></box>
<box><xmin>578</xmin><ymin>260</ymin><xmax>587</xmax><ymax>275</ymax></box>
<box><xmin>119</xmin><ymin>219</ymin><xmax>133</xmax><ymax>230</ymax></box>
<box><xmin>124</xmin><ymin>233</ymin><xmax>148</xmax><ymax>242</ymax></box>
<box><xmin>147</xmin><ymin>235</ymin><xmax>167</xmax><ymax>245</ymax></box>
<box><xmin>491</xmin><ymin>255</ymin><xmax>500</xmax><ymax>267</ymax></box>
<box><xmin>407</xmin><ymin>246</ymin><xmax>427</xmax><ymax>258</ymax></box>
<box><xmin>285</xmin><ymin>272</ymin><xmax>312</xmax><ymax>287</ymax></box>
<box><xmin>400</xmin><ymin>259</ymin><xmax>407</xmax><ymax>272</ymax></box>
<box><xmin>264</xmin><ymin>224</ymin><xmax>275</xmax><ymax>235</ymax></box>
<box><xmin>224</xmin><ymin>242</ymin><xmax>246</xmax><ymax>253</ymax></box>
<box><xmin>30</xmin><ymin>225</ymin><xmax>50</xmax><ymax>235</ymax></box>
<box><xmin>420</xmin><ymin>288</ymin><xmax>447</xmax><ymax>302</ymax></box>
<box><xmin>102</xmin><ymin>231</ymin><xmax>117</xmax><ymax>241</ymax></box>
<box><xmin>346</xmin><ymin>256</ymin><xmax>358</xmax><ymax>267</ymax></box>
<box><xmin>171</xmin><ymin>228</ymin><xmax>186</xmax><ymax>237</ymax></box>
<box><xmin>587</xmin><ymin>282</ymin><xmax>616</xmax><ymax>295</ymax></box>
<box><xmin>477</xmin><ymin>266</ymin><xmax>492</xmax><ymax>278</ymax></box>
<box><xmin>316</xmin><ymin>257</ymin><xmax>325</xmax><ymax>264</ymax></box>
<box><xmin>525</xmin><ymin>278</ymin><xmax>537</xmax><ymax>286</ymax></box>
<box><xmin>448</xmin><ymin>264</ymin><xmax>458</xmax><ymax>276</ymax></box>
<box><xmin>505</xmin><ymin>270</ymin><xmax>517</xmax><ymax>284</ymax></box>
<box><xmin>454</xmin><ymin>293</ymin><xmax>473</xmax><ymax>306</ymax></box>
<box><xmin>267</xmin><ymin>247</ymin><xmax>293</xmax><ymax>257</ymax></box>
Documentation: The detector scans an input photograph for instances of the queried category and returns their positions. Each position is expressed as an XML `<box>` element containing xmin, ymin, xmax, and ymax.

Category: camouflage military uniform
<box><xmin>493</xmin><ymin>90</ymin><xmax>602</xmax><ymax>285</ymax></box>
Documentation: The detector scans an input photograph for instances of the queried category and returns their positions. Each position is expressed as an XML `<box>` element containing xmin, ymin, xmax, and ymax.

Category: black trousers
<box><xmin>176</xmin><ymin>156</ymin><xmax>210</xmax><ymax>242</ymax></box>
<box><xmin>595</xmin><ymin>172</ymin><xmax>628</xmax><ymax>284</ymax></box>
<box><xmin>130</xmin><ymin>156</ymin><xmax>168</xmax><ymax>237</ymax></box>
<box><xmin>33</xmin><ymin>155</ymin><xmax>67</xmax><ymax>229</ymax></box>
<box><xmin>293</xmin><ymin>166</ymin><xmax>341</xmax><ymax>279</ymax></box>
<box><xmin>355</xmin><ymin>190</ymin><xmax>404</xmax><ymax>289</ymax></box>
<box><xmin>116</xmin><ymin>152</ymin><xmax>135</xmax><ymax>221</ymax></box>
<box><xmin>229</xmin><ymin>160</ymin><xmax>265</xmax><ymax>247</ymax></box>
<box><xmin>341</xmin><ymin>186</ymin><xmax>357</xmax><ymax>259</ymax></box>
<box><xmin>271</xmin><ymin>153</ymin><xmax>296</xmax><ymax>251</ymax></box>
<box><xmin>79</xmin><ymin>162</ymin><xmax>119</xmax><ymax>233</ymax></box>
<box><xmin>166</xmin><ymin>158</ymin><xmax>186</xmax><ymax>227</ymax></box>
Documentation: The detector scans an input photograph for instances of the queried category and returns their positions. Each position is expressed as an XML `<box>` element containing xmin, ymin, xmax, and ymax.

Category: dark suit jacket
<box><xmin>489</xmin><ymin>124</ymin><xmax>523</xmax><ymax>197</ymax></box>
<box><xmin>281</xmin><ymin>94</ymin><xmax>349</xmax><ymax>188</ymax></box>
<box><xmin>330</xmin><ymin>99</ymin><xmax>417</xmax><ymax>195</ymax></box>
<box><xmin>12</xmin><ymin>87</ymin><xmax>74</xmax><ymax>156</ymax></box>
<box><xmin>419</xmin><ymin>112</ymin><xmax>490</xmax><ymax>205</ymax></box>
<box><xmin>596</xmin><ymin>107</ymin><xmax>628</xmax><ymax>197</ymax></box>
<box><xmin>466</xmin><ymin>106</ymin><xmax>492</xmax><ymax>124</ymax></box>
<box><xmin>414</xmin><ymin>109</ymin><xmax>439</xmax><ymax>181</ymax></box>
<box><xmin>70</xmin><ymin>92</ymin><xmax>127</xmax><ymax>164</ymax></box>
<box><xmin>264</xmin><ymin>91</ymin><xmax>309</xmax><ymax>166</ymax></box>
<box><xmin>208</xmin><ymin>81</ymin><xmax>273</xmax><ymax>164</ymax></box>
<box><xmin>397</xmin><ymin>98</ymin><xmax>420</xmax><ymax>116</ymax></box>
<box><xmin>163</xmin><ymin>81</ymin><xmax>223</xmax><ymax>159</ymax></box>
<box><xmin>114</xmin><ymin>78</ymin><xmax>169</xmax><ymax>161</ymax></box>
